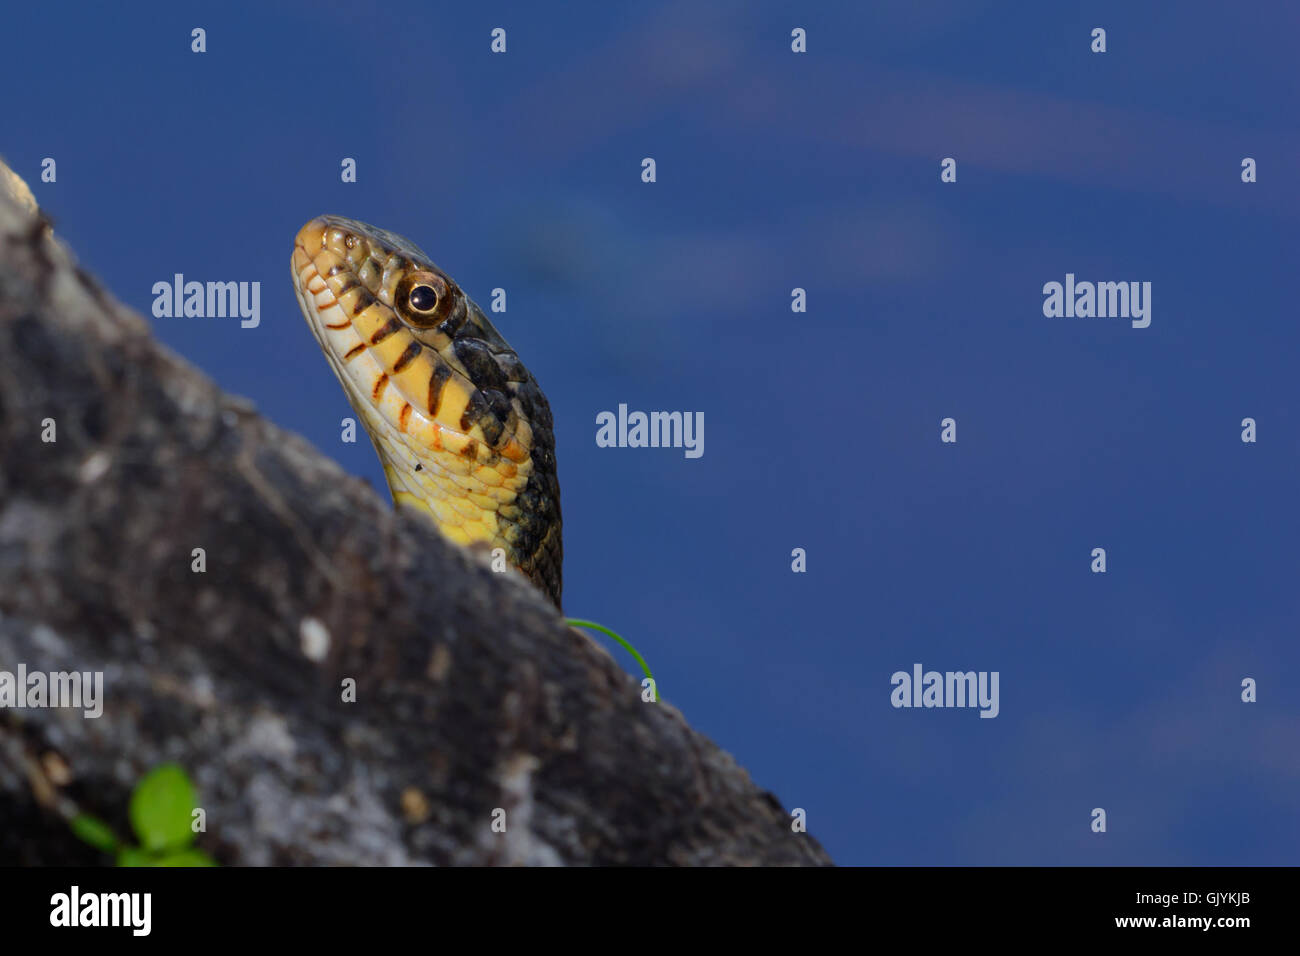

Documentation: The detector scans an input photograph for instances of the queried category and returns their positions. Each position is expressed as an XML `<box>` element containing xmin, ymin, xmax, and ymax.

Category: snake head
<box><xmin>292</xmin><ymin>215</ymin><xmax>563</xmax><ymax>608</ymax></box>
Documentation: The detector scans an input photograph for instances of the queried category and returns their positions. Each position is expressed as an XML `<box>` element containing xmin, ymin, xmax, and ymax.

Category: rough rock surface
<box><xmin>0</xmin><ymin>164</ymin><xmax>831</xmax><ymax>866</ymax></box>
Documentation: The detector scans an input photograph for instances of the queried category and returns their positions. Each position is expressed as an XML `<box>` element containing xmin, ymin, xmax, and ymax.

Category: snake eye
<box><xmin>397</xmin><ymin>271</ymin><xmax>458</xmax><ymax>329</ymax></box>
<box><xmin>408</xmin><ymin>284</ymin><xmax>439</xmax><ymax>313</ymax></box>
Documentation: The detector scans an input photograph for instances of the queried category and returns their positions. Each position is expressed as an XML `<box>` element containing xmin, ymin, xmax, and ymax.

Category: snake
<box><xmin>291</xmin><ymin>216</ymin><xmax>563</xmax><ymax>608</ymax></box>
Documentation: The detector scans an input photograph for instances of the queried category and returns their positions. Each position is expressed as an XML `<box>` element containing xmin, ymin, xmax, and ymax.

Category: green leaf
<box><xmin>129</xmin><ymin>763</ymin><xmax>198</xmax><ymax>853</ymax></box>
<box><xmin>153</xmin><ymin>849</ymin><xmax>217</xmax><ymax>867</ymax></box>
<box><xmin>116</xmin><ymin>847</ymin><xmax>155</xmax><ymax>867</ymax></box>
<box><xmin>70</xmin><ymin>813</ymin><xmax>120</xmax><ymax>853</ymax></box>
<box><xmin>117</xmin><ymin>847</ymin><xmax>217</xmax><ymax>867</ymax></box>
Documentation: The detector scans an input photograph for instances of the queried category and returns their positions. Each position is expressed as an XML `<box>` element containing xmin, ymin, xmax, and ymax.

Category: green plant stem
<box><xmin>566</xmin><ymin>618</ymin><xmax>657</xmax><ymax>694</ymax></box>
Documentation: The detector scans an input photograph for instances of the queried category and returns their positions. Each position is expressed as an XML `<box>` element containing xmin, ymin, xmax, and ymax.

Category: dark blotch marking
<box><xmin>452</xmin><ymin>338</ymin><xmax>508</xmax><ymax>392</ymax></box>
<box><xmin>458</xmin><ymin>389</ymin><xmax>489</xmax><ymax>434</ymax></box>
<box><xmin>510</xmin><ymin>380</ymin><xmax>552</xmax><ymax>432</ymax></box>
<box><xmin>392</xmin><ymin>340</ymin><xmax>422</xmax><ymax>373</ymax></box>
<box><xmin>426</xmin><ymin>362</ymin><xmax>453</xmax><ymax>417</ymax></box>
<box><xmin>493</xmin><ymin>351</ymin><xmax>528</xmax><ymax>383</ymax></box>
<box><xmin>477</xmin><ymin>388</ymin><xmax>513</xmax><ymax>447</ymax></box>
<box><xmin>369</xmin><ymin>316</ymin><xmax>402</xmax><ymax>344</ymax></box>
<box><xmin>343</xmin><ymin>343</ymin><xmax>366</xmax><ymax>361</ymax></box>
<box><xmin>350</xmin><ymin>289</ymin><xmax>376</xmax><ymax>316</ymax></box>
<box><xmin>517</xmin><ymin>440</ymin><xmax>564</xmax><ymax>606</ymax></box>
<box><xmin>372</xmin><ymin>373</ymin><xmax>389</xmax><ymax>401</ymax></box>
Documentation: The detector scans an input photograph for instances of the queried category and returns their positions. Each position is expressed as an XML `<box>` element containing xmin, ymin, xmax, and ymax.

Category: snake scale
<box><xmin>291</xmin><ymin>216</ymin><xmax>563</xmax><ymax>608</ymax></box>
